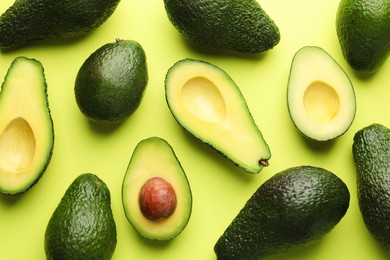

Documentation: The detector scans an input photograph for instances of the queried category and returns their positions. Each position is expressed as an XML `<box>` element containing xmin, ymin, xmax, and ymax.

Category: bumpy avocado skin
<box><xmin>163</xmin><ymin>0</ymin><xmax>280</xmax><ymax>53</ymax></box>
<box><xmin>0</xmin><ymin>0</ymin><xmax>121</xmax><ymax>48</ymax></box>
<box><xmin>75</xmin><ymin>40</ymin><xmax>148</xmax><ymax>124</ymax></box>
<box><xmin>44</xmin><ymin>173</ymin><xmax>117</xmax><ymax>260</ymax></box>
<box><xmin>336</xmin><ymin>0</ymin><xmax>390</xmax><ymax>73</ymax></box>
<box><xmin>214</xmin><ymin>166</ymin><xmax>350</xmax><ymax>259</ymax></box>
<box><xmin>353</xmin><ymin>123</ymin><xmax>390</xmax><ymax>251</ymax></box>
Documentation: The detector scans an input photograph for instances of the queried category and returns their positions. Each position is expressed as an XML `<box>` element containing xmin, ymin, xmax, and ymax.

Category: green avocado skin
<box><xmin>74</xmin><ymin>40</ymin><xmax>148</xmax><ymax>124</ymax></box>
<box><xmin>336</xmin><ymin>0</ymin><xmax>390</xmax><ymax>73</ymax></box>
<box><xmin>0</xmin><ymin>0</ymin><xmax>121</xmax><ymax>48</ymax></box>
<box><xmin>353</xmin><ymin>124</ymin><xmax>390</xmax><ymax>251</ymax></box>
<box><xmin>163</xmin><ymin>0</ymin><xmax>280</xmax><ymax>53</ymax></box>
<box><xmin>44</xmin><ymin>173</ymin><xmax>117</xmax><ymax>260</ymax></box>
<box><xmin>214</xmin><ymin>166</ymin><xmax>350</xmax><ymax>259</ymax></box>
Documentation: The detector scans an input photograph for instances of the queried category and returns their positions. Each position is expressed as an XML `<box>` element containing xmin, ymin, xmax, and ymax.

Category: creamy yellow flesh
<box><xmin>166</xmin><ymin>60</ymin><xmax>270</xmax><ymax>173</ymax></box>
<box><xmin>303</xmin><ymin>81</ymin><xmax>340</xmax><ymax>123</ymax></box>
<box><xmin>0</xmin><ymin>58</ymin><xmax>53</xmax><ymax>193</ymax></box>
<box><xmin>288</xmin><ymin>46</ymin><xmax>355</xmax><ymax>141</ymax></box>
<box><xmin>0</xmin><ymin>118</ymin><xmax>36</xmax><ymax>173</ymax></box>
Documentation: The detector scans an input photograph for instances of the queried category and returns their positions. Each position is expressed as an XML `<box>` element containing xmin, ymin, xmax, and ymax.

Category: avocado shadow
<box><xmin>0</xmin><ymin>32</ymin><xmax>94</xmax><ymax>54</ymax></box>
<box><xmin>179</xmin><ymin>37</ymin><xmax>269</xmax><ymax>61</ymax></box>
<box><xmin>300</xmin><ymin>133</ymin><xmax>336</xmax><ymax>153</ymax></box>
<box><xmin>0</xmin><ymin>192</ymin><xmax>24</xmax><ymax>206</ymax></box>
<box><xmin>87</xmin><ymin>119</ymin><xmax>123</xmax><ymax>135</ymax></box>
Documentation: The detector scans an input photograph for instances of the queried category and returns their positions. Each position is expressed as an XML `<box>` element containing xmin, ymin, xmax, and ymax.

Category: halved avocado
<box><xmin>121</xmin><ymin>137</ymin><xmax>192</xmax><ymax>241</ymax></box>
<box><xmin>0</xmin><ymin>57</ymin><xmax>54</xmax><ymax>195</ymax></box>
<box><xmin>165</xmin><ymin>58</ymin><xmax>271</xmax><ymax>173</ymax></box>
<box><xmin>287</xmin><ymin>46</ymin><xmax>356</xmax><ymax>141</ymax></box>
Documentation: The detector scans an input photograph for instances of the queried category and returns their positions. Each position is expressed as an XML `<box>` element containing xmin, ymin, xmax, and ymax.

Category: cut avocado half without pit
<box><xmin>0</xmin><ymin>57</ymin><xmax>54</xmax><ymax>195</ymax></box>
<box><xmin>165</xmin><ymin>58</ymin><xmax>270</xmax><ymax>173</ymax></box>
<box><xmin>122</xmin><ymin>137</ymin><xmax>192</xmax><ymax>241</ymax></box>
<box><xmin>287</xmin><ymin>46</ymin><xmax>356</xmax><ymax>141</ymax></box>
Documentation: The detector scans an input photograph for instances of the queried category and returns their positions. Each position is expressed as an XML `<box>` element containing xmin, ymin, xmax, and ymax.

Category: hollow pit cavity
<box><xmin>181</xmin><ymin>77</ymin><xmax>226</xmax><ymax>123</ymax></box>
<box><xmin>303</xmin><ymin>81</ymin><xmax>340</xmax><ymax>123</ymax></box>
<box><xmin>0</xmin><ymin>118</ymin><xmax>36</xmax><ymax>173</ymax></box>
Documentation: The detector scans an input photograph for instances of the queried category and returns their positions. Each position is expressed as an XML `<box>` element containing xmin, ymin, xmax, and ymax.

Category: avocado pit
<box><xmin>139</xmin><ymin>176</ymin><xmax>177</xmax><ymax>221</ymax></box>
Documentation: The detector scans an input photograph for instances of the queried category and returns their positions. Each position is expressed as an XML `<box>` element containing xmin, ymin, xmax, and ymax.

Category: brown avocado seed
<box><xmin>139</xmin><ymin>176</ymin><xmax>177</xmax><ymax>220</ymax></box>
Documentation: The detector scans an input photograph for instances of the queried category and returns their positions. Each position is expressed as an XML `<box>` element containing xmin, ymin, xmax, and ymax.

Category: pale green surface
<box><xmin>0</xmin><ymin>0</ymin><xmax>389</xmax><ymax>259</ymax></box>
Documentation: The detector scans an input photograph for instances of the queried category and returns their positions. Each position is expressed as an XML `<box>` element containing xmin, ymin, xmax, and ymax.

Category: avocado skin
<box><xmin>44</xmin><ymin>173</ymin><xmax>117</xmax><ymax>260</ymax></box>
<box><xmin>0</xmin><ymin>57</ymin><xmax>54</xmax><ymax>195</ymax></box>
<box><xmin>336</xmin><ymin>0</ymin><xmax>390</xmax><ymax>73</ymax></box>
<box><xmin>353</xmin><ymin>123</ymin><xmax>390</xmax><ymax>250</ymax></box>
<box><xmin>163</xmin><ymin>0</ymin><xmax>280</xmax><ymax>53</ymax></box>
<box><xmin>75</xmin><ymin>39</ymin><xmax>148</xmax><ymax>124</ymax></box>
<box><xmin>214</xmin><ymin>166</ymin><xmax>350</xmax><ymax>259</ymax></box>
<box><xmin>0</xmin><ymin>0</ymin><xmax>121</xmax><ymax>48</ymax></box>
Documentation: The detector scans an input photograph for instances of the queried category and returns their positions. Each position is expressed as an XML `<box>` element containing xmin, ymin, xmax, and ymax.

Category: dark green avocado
<box><xmin>336</xmin><ymin>0</ymin><xmax>390</xmax><ymax>73</ymax></box>
<box><xmin>163</xmin><ymin>0</ymin><xmax>280</xmax><ymax>53</ymax></box>
<box><xmin>214</xmin><ymin>166</ymin><xmax>350</xmax><ymax>259</ymax></box>
<box><xmin>353</xmin><ymin>123</ymin><xmax>390</xmax><ymax>251</ymax></box>
<box><xmin>44</xmin><ymin>173</ymin><xmax>117</xmax><ymax>260</ymax></box>
<box><xmin>0</xmin><ymin>0</ymin><xmax>121</xmax><ymax>48</ymax></box>
<box><xmin>75</xmin><ymin>39</ymin><xmax>148</xmax><ymax>124</ymax></box>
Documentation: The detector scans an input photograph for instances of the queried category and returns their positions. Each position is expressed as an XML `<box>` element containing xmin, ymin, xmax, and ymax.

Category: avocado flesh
<box><xmin>163</xmin><ymin>0</ymin><xmax>280</xmax><ymax>53</ymax></box>
<box><xmin>353</xmin><ymin>123</ymin><xmax>390</xmax><ymax>250</ymax></box>
<box><xmin>165</xmin><ymin>59</ymin><xmax>271</xmax><ymax>173</ymax></box>
<box><xmin>45</xmin><ymin>173</ymin><xmax>117</xmax><ymax>260</ymax></box>
<box><xmin>122</xmin><ymin>137</ymin><xmax>192</xmax><ymax>241</ymax></box>
<box><xmin>0</xmin><ymin>57</ymin><xmax>54</xmax><ymax>195</ymax></box>
<box><xmin>287</xmin><ymin>46</ymin><xmax>356</xmax><ymax>141</ymax></box>
<box><xmin>214</xmin><ymin>166</ymin><xmax>350</xmax><ymax>259</ymax></box>
<box><xmin>0</xmin><ymin>0</ymin><xmax>121</xmax><ymax>48</ymax></box>
<box><xmin>336</xmin><ymin>0</ymin><xmax>390</xmax><ymax>73</ymax></box>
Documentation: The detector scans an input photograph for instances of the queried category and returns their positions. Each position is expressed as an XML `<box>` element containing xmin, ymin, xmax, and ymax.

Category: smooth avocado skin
<box><xmin>214</xmin><ymin>166</ymin><xmax>350</xmax><ymax>259</ymax></box>
<box><xmin>0</xmin><ymin>57</ymin><xmax>54</xmax><ymax>195</ymax></box>
<box><xmin>0</xmin><ymin>0</ymin><xmax>121</xmax><ymax>48</ymax></box>
<box><xmin>75</xmin><ymin>39</ymin><xmax>148</xmax><ymax>124</ymax></box>
<box><xmin>353</xmin><ymin>123</ymin><xmax>390</xmax><ymax>250</ymax></box>
<box><xmin>336</xmin><ymin>0</ymin><xmax>390</xmax><ymax>73</ymax></box>
<box><xmin>45</xmin><ymin>173</ymin><xmax>117</xmax><ymax>260</ymax></box>
<box><xmin>165</xmin><ymin>58</ymin><xmax>271</xmax><ymax>173</ymax></box>
<box><xmin>163</xmin><ymin>0</ymin><xmax>280</xmax><ymax>53</ymax></box>
<box><xmin>287</xmin><ymin>46</ymin><xmax>356</xmax><ymax>141</ymax></box>
<box><xmin>122</xmin><ymin>137</ymin><xmax>192</xmax><ymax>241</ymax></box>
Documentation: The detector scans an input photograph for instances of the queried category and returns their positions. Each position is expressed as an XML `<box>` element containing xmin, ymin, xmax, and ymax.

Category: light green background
<box><xmin>1</xmin><ymin>0</ymin><xmax>390</xmax><ymax>259</ymax></box>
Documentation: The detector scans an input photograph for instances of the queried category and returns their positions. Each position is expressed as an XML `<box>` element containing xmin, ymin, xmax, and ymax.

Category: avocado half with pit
<box><xmin>165</xmin><ymin>58</ymin><xmax>270</xmax><ymax>173</ymax></box>
<box><xmin>287</xmin><ymin>46</ymin><xmax>356</xmax><ymax>141</ymax></box>
<box><xmin>122</xmin><ymin>137</ymin><xmax>192</xmax><ymax>241</ymax></box>
<box><xmin>0</xmin><ymin>57</ymin><xmax>54</xmax><ymax>195</ymax></box>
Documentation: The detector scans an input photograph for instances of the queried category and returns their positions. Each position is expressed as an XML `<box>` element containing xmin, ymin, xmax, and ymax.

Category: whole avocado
<box><xmin>336</xmin><ymin>0</ymin><xmax>390</xmax><ymax>73</ymax></box>
<box><xmin>163</xmin><ymin>0</ymin><xmax>280</xmax><ymax>53</ymax></box>
<box><xmin>44</xmin><ymin>173</ymin><xmax>117</xmax><ymax>260</ymax></box>
<box><xmin>353</xmin><ymin>123</ymin><xmax>390</xmax><ymax>250</ymax></box>
<box><xmin>214</xmin><ymin>166</ymin><xmax>350</xmax><ymax>259</ymax></box>
<box><xmin>75</xmin><ymin>39</ymin><xmax>148</xmax><ymax>124</ymax></box>
<box><xmin>0</xmin><ymin>0</ymin><xmax>121</xmax><ymax>48</ymax></box>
